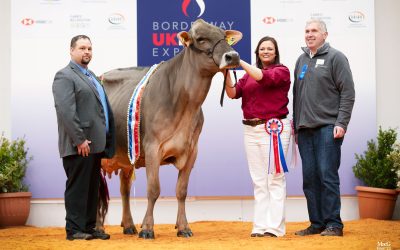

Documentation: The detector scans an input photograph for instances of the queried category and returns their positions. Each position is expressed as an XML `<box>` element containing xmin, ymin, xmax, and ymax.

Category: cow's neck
<box><xmin>168</xmin><ymin>48</ymin><xmax>217</xmax><ymax>107</ymax></box>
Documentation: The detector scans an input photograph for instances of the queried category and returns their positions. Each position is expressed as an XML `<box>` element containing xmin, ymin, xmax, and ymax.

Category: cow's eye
<box><xmin>197</xmin><ymin>38</ymin><xmax>206</xmax><ymax>44</ymax></box>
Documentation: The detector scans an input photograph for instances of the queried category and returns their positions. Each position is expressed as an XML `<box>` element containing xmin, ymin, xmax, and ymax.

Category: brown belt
<box><xmin>242</xmin><ymin>116</ymin><xmax>287</xmax><ymax>127</ymax></box>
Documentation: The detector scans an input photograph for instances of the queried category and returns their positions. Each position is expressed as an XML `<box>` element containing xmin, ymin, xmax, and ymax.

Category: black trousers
<box><xmin>62</xmin><ymin>153</ymin><xmax>101</xmax><ymax>235</ymax></box>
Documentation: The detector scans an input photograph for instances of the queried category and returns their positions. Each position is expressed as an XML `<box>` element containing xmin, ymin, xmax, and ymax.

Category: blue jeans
<box><xmin>297</xmin><ymin>125</ymin><xmax>343</xmax><ymax>229</ymax></box>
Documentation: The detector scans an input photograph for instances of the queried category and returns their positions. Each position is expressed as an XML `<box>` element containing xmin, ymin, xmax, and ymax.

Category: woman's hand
<box><xmin>223</xmin><ymin>70</ymin><xmax>236</xmax><ymax>98</ymax></box>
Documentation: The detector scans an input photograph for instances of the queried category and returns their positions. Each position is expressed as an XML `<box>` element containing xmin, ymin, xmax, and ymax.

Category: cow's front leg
<box><xmin>120</xmin><ymin>168</ymin><xmax>138</xmax><ymax>235</ymax></box>
<box><xmin>139</xmin><ymin>152</ymin><xmax>160</xmax><ymax>239</ymax></box>
<box><xmin>175</xmin><ymin>148</ymin><xmax>196</xmax><ymax>237</ymax></box>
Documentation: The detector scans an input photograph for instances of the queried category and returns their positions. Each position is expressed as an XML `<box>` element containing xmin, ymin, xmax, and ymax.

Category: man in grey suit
<box><xmin>52</xmin><ymin>35</ymin><xmax>115</xmax><ymax>241</ymax></box>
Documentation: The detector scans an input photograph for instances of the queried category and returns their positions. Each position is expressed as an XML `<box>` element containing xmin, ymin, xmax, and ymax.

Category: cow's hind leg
<box><xmin>96</xmin><ymin>159</ymin><xmax>115</xmax><ymax>233</ymax></box>
<box><xmin>120</xmin><ymin>168</ymin><xmax>138</xmax><ymax>235</ymax></box>
<box><xmin>139</xmin><ymin>149</ymin><xmax>160</xmax><ymax>239</ymax></box>
<box><xmin>95</xmin><ymin>172</ymin><xmax>108</xmax><ymax>233</ymax></box>
<box><xmin>175</xmin><ymin>148</ymin><xmax>197</xmax><ymax>237</ymax></box>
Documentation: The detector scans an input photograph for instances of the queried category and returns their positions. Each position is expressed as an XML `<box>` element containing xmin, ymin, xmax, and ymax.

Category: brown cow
<box><xmin>97</xmin><ymin>19</ymin><xmax>242</xmax><ymax>239</ymax></box>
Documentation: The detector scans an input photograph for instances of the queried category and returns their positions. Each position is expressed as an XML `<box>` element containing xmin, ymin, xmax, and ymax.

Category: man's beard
<box><xmin>81</xmin><ymin>58</ymin><xmax>91</xmax><ymax>65</ymax></box>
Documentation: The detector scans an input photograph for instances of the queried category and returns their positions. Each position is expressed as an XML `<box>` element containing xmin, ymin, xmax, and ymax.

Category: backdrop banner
<box><xmin>137</xmin><ymin>0</ymin><xmax>251</xmax><ymax>66</ymax></box>
<box><xmin>11</xmin><ymin>0</ymin><xmax>375</xmax><ymax>198</ymax></box>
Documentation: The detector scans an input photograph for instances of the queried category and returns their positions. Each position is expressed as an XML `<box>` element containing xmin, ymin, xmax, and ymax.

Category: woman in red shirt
<box><xmin>225</xmin><ymin>36</ymin><xmax>291</xmax><ymax>237</ymax></box>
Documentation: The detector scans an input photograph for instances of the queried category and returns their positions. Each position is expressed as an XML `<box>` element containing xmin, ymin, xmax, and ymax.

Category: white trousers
<box><xmin>243</xmin><ymin>118</ymin><xmax>291</xmax><ymax>236</ymax></box>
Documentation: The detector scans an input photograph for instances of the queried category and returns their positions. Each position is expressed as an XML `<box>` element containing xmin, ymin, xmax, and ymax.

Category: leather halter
<box><xmin>189</xmin><ymin>38</ymin><xmax>226</xmax><ymax>67</ymax></box>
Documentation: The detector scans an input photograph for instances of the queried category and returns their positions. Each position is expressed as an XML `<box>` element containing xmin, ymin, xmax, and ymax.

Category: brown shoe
<box><xmin>320</xmin><ymin>227</ymin><xmax>343</xmax><ymax>236</ymax></box>
<box><xmin>295</xmin><ymin>226</ymin><xmax>325</xmax><ymax>236</ymax></box>
<box><xmin>250</xmin><ymin>233</ymin><xmax>265</xmax><ymax>237</ymax></box>
<box><xmin>264</xmin><ymin>232</ymin><xmax>277</xmax><ymax>237</ymax></box>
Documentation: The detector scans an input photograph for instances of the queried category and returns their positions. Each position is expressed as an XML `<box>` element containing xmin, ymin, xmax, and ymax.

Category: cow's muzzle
<box><xmin>219</xmin><ymin>51</ymin><xmax>240</xmax><ymax>69</ymax></box>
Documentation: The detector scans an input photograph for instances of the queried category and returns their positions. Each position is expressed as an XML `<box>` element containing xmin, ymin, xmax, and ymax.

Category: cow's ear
<box><xmin>177</xmin><ymin>31</ymin><xmax>192</xmax><ymax>47</ymax></box>
<box><xmin>225</xmin><ymin>30</ymin><xmax>243</xmax><ymax>46</ymax></box>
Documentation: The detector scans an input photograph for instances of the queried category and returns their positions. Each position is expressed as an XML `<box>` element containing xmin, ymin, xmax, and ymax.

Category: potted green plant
<box><xmin>0</xmin><ymin>133</ymin><xmax>32</xmax><ymax>227</ymax></box>
<box><xmin>352</xmin><ymin>127</ymin><xmax>400</xmax><ymax>220</ymax></box>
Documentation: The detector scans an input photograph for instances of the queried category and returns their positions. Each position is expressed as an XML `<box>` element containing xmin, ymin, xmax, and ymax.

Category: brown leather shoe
<box><xmin>295</xmin><ymin>226</ymin><xmax>325</xmax><ymax>236</ymax></box>
<box><xmin>66</xmin><ymin>232</ymin><xmax>94</xmax><ymax>241</ymax></box>
<box><xmin>264</xmin><ymin>232</ymin><xmax>277</xmax><ymax>237</ymax></box>
<box><xmin>250</xmin><ymin>233</ymin><xmax>265</xmax><ymax>237</ymax></box>
<box><xmin>320</xmin><ymin>227</ymin><xmax>343</xmax><ymax>236</ymax></box>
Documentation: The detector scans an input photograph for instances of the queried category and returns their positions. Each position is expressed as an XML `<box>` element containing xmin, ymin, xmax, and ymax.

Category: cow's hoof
<box><xmin>139</xmin><ymin>230</ymin><xmax>155</xmax><ymax>239</ymax></box>
<box><xmin>123</xmin><ymin>227</ymin><xmax>138</xmax><ymax>235</ymax></box>
<box><xmin>177</xmin><ymin>229</ymin><xmax>193</xmax><ymax>238</ymax></box>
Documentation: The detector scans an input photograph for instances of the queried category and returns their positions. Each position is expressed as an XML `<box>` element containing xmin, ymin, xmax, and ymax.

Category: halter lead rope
<box><xmin>220</xmin><ymin>69</ymin><xmax>237</xmax><ymax>107</ymax></box>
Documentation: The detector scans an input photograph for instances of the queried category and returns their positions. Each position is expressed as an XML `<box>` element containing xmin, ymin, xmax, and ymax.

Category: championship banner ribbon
<box><xmin>265</xmin><ymin>118</ymin><xmax>289</xmax><ymax>174</ymax></box>
<box><xmin>127</xmin><ymin>64</ymin><xmax>159</xmax><ymax>165</ymax></box>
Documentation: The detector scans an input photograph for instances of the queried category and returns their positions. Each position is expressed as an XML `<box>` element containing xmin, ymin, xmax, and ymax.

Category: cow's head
<box><xmin>177</xmin><ymin>19</ymin><xmax>242</xmax><ymax>70</ymax></box>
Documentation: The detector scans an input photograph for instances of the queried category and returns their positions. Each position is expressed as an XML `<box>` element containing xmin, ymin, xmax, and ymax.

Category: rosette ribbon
<box><xmin>265</xmin><ymin>118</ymin><xmax>289</xmax><ymax>174</ymax></box>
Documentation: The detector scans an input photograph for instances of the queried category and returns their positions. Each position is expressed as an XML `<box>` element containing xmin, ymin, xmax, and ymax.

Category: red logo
<box><xmin>262</xmin><ymin>17</ymin><xmax>276</xmax><ymax>24</ymax></box>
<box><xmin>21</xmin><ymin>18</ymin><xmax>35</xmax><ymax>26</ymax></box>
<box><xmin>182</xmin><ymin>0</ymin><xmax>205</xmax><ymax>17</ymax></box>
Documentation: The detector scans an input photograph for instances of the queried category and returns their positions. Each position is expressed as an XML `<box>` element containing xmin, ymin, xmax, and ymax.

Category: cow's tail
<box><xmin>98</xmin><ymin>170</ymin><xmax>109</xmax><ymax>228</ymax></box>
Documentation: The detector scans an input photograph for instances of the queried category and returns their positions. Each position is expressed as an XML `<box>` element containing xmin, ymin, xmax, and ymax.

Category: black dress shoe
<box><xmin>66</xmin><ymin>232</ymin><xmax>94</xmax><ymax>241</ymax></box>
<box><xmin>92</xmin><ymin>231</ymin><xmax>111</xmax><ymax>240</ymax></box>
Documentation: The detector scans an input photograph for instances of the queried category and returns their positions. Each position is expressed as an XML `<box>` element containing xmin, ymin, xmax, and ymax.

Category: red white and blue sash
<box><xmin>265</xmin><ymin>118</ymin><xmax>289</xmax><ymax>174</ymax></box>
<box><xmin>127</xmin><ymin>64</ymin><xmax>159</xmax><ymax>165</ymax></box>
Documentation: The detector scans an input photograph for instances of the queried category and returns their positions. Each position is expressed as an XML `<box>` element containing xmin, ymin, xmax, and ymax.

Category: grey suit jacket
<box><xmin>52</xmin><ymin>61</ymin><xmax>115</xmax><ymax>158</ymax></box>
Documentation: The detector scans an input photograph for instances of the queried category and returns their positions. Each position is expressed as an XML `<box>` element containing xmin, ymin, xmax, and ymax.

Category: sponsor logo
<box><xmin>310</xmin><ymin>12</ymin><xmax>332</xmax><ymax>23</ymax></box>
<box><xmin>40</xmin><ymin>0</ymin><xmax>62</xmax><ymax>4</ymax></box>
<box><xmin>182</xmin><ymin>0</ymin><xmax>205</xmax><ymax>18</ymax></box>
<box><xmin>263</xmin><ymin>17</ymin><xmax>276</xmax><ymax>24</ymax></box>
<box><xmin>108</xmin><ymin>13</ymin><xmax>125</xmax><ymax>25</ymax></box>
<box><xmin>20</xmin><ymin>18</ymin><xmax>52</xmax><ymax>26</ymax></box>
<box><xmin>70</xmin><ymin>14</ymin><xmax>91</xmax><ymax>29</ymax></box>
<box><xmin>279</xmin><ymin>0</ymin><xmax>302</xmax><ymax>3</ymax></box>
<box><xmin>262</xmin><ymin>16</ymin><xmax>293</xmax><ymax>25</ymax></box>
<box><xmin>348</xmin><ymin>11</ymin><xmax>365</xmax><ymax>23</ymax></box>
<box><xmin>81</xmin><ymin>0</ymin><xmax>108</xmax><ymax>3</ymax></box>
<box><xmin>21</xmin><ymin>18</ymin><xmax>34</xmax><ymax>26</ymax></box>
